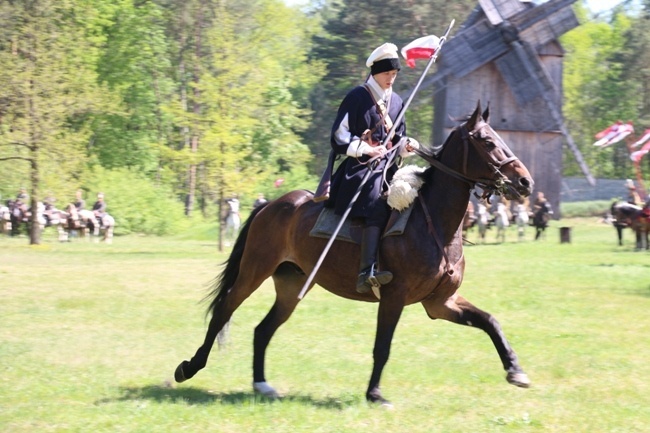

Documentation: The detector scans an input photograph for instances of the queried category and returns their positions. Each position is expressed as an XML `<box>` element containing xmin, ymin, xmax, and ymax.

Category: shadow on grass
<box><xmin>96</xmin><ymin>384</ymin><xmax>359</xmax><ymax>409</ymax></box>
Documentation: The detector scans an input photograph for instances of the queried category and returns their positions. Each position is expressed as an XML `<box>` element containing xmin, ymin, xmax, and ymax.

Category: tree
<box><xmin>0</xmin><ymin>0</ymin><xmax>109</xmax><ymax>244</ymax></box>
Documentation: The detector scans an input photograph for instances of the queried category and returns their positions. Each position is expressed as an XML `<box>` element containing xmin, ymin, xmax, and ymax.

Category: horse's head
<box><xmin>416</xmin><ymin>101</ymin><xmax>534</xmax><ymax>201</ymax></box>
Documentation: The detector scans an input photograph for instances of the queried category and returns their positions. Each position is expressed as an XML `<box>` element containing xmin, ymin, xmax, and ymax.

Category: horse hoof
<box><xmin>506</xmin><ymin>371</ymin><xmax>531</xmax><ymax>388</ymax></box>
<box><xmin>174</xmin><ymin>361</ymin><xmax>188</xmax><ymax>383</ymax></box>
<box><xmin>253</xmin><ymin>381</ymin><xmax>279</xmax><ymax>399</ymax></box>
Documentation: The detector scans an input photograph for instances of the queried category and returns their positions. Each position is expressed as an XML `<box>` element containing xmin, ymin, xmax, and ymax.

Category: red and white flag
<box><xmin>401</xmin><ymin>35</ymin><xmax>441</xmax><ymax>68</ymax></box>
<box><xmin>593</xmin><ymin>121</ymin><xmax>633</xmax><ymax>147</ymax></box>
<box><xmin>632</xmin><ymin>128</ymin><xmax>650</xmax><ymax>148</ymax></box>
<box><xmin>631</xmin><ymin>141</ymin><xmax>650</xmax><ymax>164</ymax></box>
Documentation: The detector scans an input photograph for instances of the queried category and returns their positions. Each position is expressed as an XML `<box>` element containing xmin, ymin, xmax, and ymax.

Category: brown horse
<box><xmin>174</xmin><ymin>102</ymin><xmax>535</xmax><ymax>405</ymax></box>
<box><xmin>611</xmin><ymin>201</ymin><xmax>650</xmax><ymax>250</ymax></box>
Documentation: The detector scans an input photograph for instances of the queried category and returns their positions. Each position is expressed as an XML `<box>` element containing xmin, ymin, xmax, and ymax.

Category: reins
<box><xmin>413</xmin><ymin>122</ymin><xmax>520</xmax><ymax>201</ymax></box>
<box><xmin>410</xmin><ymin>119</ymin><xmax>519</xmax><ymax>279</ymax></box>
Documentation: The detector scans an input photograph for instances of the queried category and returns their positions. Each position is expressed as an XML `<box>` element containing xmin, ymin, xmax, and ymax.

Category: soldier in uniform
<box><xmin>325</xmin><ymin>42</ymin><xmax>421</xmax><ymax>294</ymax></box>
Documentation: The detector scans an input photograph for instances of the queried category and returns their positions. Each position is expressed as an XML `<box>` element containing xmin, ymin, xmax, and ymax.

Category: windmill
<box><xmin>421</xmin><ymin>0</ymin><xmax>592</xmax><ymax>214</ymax></box>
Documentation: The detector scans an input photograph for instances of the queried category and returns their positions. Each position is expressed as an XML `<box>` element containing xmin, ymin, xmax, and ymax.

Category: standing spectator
<box><xmin>253</xmin><ymin>193</ymin><xmax>268</xmax><ymax>209</ymax></box>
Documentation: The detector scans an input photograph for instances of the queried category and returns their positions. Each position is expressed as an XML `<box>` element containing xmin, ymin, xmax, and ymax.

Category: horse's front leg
<box><xmin>422</xmin><ymin>294</ymin><xmax>530</xmax><ymax>388</ymax></box>
<box><xmin>366</xmin><ymin>291</ymin><xmax>405</xmax><ymax>406</ymax></box>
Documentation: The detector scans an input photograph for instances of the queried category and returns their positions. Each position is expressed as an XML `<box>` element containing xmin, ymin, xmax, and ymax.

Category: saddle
<box><xmin>309</xmin><ymin>205</ymin><xmax>414</xmax><ymax>244</ymax></box>
<box><xmin>310</xmin><ymin>164</ymin><xmax>424</xmax><ymax>243</ymax></box>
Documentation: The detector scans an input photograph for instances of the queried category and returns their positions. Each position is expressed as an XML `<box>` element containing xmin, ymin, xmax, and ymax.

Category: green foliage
<box><xmin>563</xmin><ymin>2</ymin><xmax>648</xmax><ymax>181</ymax></box>
<box><xmin>83</xmin><ymin>167</ymin><xmax>188</xmax><ymax>235</ymax></box>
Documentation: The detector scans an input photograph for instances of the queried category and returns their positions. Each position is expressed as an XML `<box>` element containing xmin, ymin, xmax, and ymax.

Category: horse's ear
<box><xmin>482</xmin><ymin>101</ymin><xmax>490</xmax><ymax>123</ymax></box>
<box><xmin>468</xmin><ymin>100</ymin><xmax>482</xmax><ymax>128</ymax></box>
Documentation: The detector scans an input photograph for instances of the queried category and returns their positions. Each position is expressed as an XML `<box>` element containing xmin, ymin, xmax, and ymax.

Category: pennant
<box><xmin>401</xmin><ymin>35</ymin><xmax>441</xmax><ymax>68</ymax></box>
<box><xmin>593</xmin><ymin>122</ymin><xmax>633</xmax><ymax>147</ymax></box>
<box><xmin>630</xmin><ymin>141</ymin><xmax>650</xmax><ymax>163</ymax></box>
<box><xmin>632</xmin><ymin>128</ymin><xmax>650</xmax><ymax>148</ymax></box>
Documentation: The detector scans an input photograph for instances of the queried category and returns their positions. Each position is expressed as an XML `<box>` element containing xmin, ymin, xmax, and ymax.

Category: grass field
<box><xmin>1</xmin><ymin>218</ymin><xmax>649</xmax><ymax>432</ymax></box>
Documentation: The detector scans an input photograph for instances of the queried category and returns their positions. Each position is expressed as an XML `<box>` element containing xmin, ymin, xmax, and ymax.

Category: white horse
<box><xmin>0</xmin><ymin>204</ymin><xmax>11</xmax><ymax>235</ymax></box>
<box><xmin>494</xmin><ymin>202</ymin><xmax>510</xmax><ymax>243</ymax></box>
<box><xmin>513</xmin><ymin>202</ymin><xmax>530</xmax><ymax>241</ymax></box>
<box><xmin>91</xmin><ymin>213</ymin><xmax>115</xmax><ymax>244</ymax></box>
<box><xmin>476</xmin><ymin>202</ymin><xmax>490</xmax><ymax>243</ymax></box>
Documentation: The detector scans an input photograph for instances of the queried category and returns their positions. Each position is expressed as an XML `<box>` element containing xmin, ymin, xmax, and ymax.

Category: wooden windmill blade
<box><xmin>493</xmin><ymin>38</ymin><xmax>596</xmax><ymax>185</ymax></box>
<box><xmin>477</xmin><ymin>0</ymin><xmax>527</xmax><ymax>25</ymax></box>
<box><xmin>514</xmin><ymin>0</ymin><xmax>580</xmax><ymax>50</ymax></box>
<box><xmin>494</xmin><ymin>39</ymin><xmax>557</xmax><ymax>108</ymax></box>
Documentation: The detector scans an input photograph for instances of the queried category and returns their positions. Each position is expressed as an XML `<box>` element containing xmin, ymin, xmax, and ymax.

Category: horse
<box><xmin>493</xmin><ymin>202</ymin><xmax>510</xmax><ymax>243</ymax></box>
<box><xmin>41</xmin><ymin>206</ymin><xmax>72</xmax><ymax>242</ymax></box>
<box><xmin>0</xmin><ymin>202</ymin><xmax>11</xmax><ymax>235</ymax></box>
<box><xmin>610</xmin><ymin>201</ymin><xmax>650</xmax><ymax>250</ymax></box>
<box><xmin>513</xmin><ymin>202</ymin><xmax>530</xmax><ymax>241</ymax></box>
<box><xmin>174</xmin><ymin>102</ymin><xmax>535</xmax><ymax>405</ymax></box>
<box><xmin>7</xmin><ymin>199</ymin><xmax>30</xmax><ymax>236</ymax></box>
<box><xmin>86</xmin><ymin>212</ymin><xmax>115</xmax><ymax>244</ymax></box>
<box><xmin>61</xmin><ymin>204</ymin><xmax>96</xmax><ymax>240</ymax></box>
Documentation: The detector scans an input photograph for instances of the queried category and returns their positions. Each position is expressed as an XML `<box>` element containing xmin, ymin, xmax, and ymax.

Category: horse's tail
<box><xmin>204</xmin><ymin>202</ymin><xmax>268</xmax><ymax>319</ymax></box>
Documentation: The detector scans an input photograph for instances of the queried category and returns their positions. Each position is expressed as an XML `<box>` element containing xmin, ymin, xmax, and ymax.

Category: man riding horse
<box><xmin>325</xmin><ymin>42</ymin><xmax>421</xmax><ymax>295</ymax></box>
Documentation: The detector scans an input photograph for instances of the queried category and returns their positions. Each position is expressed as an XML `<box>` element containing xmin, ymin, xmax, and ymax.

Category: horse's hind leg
<box><xmin>175</xmin><ymin>257</ymin><xmax>280</xmax><ymax>384</ymax></box>
<box><xmin>421</xmin><ymin>295</ymin><xmax>530</xmax><ymax>388</ymax></box>
<box><xmin>252</xmin><ymin>263</ymin><xmax>306</xmax><ymax>397</ymax></box>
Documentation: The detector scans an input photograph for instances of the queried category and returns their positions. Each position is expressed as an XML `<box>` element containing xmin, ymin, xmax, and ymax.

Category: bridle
<box><xmin>414</xmin><ymin>121</ymin><xmax>522</xmax><ymax>201</ymax></box>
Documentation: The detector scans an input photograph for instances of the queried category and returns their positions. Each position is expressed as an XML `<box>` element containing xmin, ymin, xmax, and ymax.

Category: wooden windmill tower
<box><xmin>422</xmin><ymin>0</ymin><xmax>592</xmax><ymax>215</ymax></box>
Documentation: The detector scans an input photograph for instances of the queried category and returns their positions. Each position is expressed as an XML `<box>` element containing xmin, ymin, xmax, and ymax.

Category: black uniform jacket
<box><xmin>326</xmin><ymin>85</ymin><xmax>406</xmax><ymax>219</ymax></box>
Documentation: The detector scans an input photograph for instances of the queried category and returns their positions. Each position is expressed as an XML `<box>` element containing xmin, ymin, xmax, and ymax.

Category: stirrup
<box><xmin>356</xmin><ymin>263</ymin><xmax>393</xmax><ymax>294</ymax></box>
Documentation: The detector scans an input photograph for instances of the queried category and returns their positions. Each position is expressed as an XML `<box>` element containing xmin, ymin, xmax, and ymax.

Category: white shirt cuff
<box><xmin>347</xmin><ymin>139</ymin><xmax>373</xmax><ymax>157</ymax></box>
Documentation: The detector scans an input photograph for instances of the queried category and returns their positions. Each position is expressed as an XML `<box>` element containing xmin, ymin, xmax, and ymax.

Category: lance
<box><xmin>297</xmin><ymin>20</ymin><xmax>455</xmax><ymax>300</ymax></box>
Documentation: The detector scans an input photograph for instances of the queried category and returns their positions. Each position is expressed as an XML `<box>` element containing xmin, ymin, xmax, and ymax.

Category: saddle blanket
<box><xmin>309</xmin><ymin>205</ymin><xmax>415</xmax><ymax>244</ymax></box>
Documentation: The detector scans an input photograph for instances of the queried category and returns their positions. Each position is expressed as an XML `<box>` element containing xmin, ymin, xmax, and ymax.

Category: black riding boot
<box><xmin>356</xmin><ymin>226</ymin><xmax>393</xmax><ymax>293</ymax></box>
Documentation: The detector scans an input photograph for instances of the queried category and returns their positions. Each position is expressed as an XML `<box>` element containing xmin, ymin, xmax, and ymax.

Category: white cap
<box><xmin>366</xmin><ymin>43</ymin><xmax>400</xmax><ymax>68</ymax></box>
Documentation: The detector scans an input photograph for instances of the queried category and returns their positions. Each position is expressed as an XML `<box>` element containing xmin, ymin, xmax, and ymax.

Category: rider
<box><xmin>325</xmin><ymin>42</ymin><xmax>420</xmax><ymax>294</ymax></box>
<box><xmin>16</xmin><ymin>187</ymin><xmax>29</xmax><ymax>205</ymax></box>
<box><xmin>73</xmin><ymin>189</ymin><xmax>86</xmax><ymax>211</ymax></box>
<box><xmin>625</xmin><ymin>179</ymin><xmax>643</xmax><ymax>207</ymax></box>
<box><xmin>92</xmin><ymin>193</ymin><xmax>107</xmax><ymax>228</ymax></box>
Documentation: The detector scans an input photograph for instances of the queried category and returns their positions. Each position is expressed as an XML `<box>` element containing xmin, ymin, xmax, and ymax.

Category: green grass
<box><xmin>1</xmin><ymin>218</ymin><xmax>649</xmax><ymax>432</ymax></box>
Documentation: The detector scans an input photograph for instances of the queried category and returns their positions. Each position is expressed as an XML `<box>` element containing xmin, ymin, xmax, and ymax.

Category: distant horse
<box><xmin>532</xmin><ymin>202</ymin><xmax>552</xmax><ymax>240</ymax></box>
<box><xmin>0</xmin><ymin>203</ymin><xmax>11</xmax><ymax>234</ymax></box>
<box><xmin>87</xmin><ymin>213</ymin><xmax>115</xmax><ymax>244</ymax></box>
<box><xmin>513</xmin><ymin>202</ymin><xmax>530</xmax><ymax>241</ymax></box>
<box><xmin>8</xmin><ymin>200</ymin><xmax>30</xmax><ymax>236</ymax></box>
<box><xmin>493</xmin><ymin>202</ymin><xmax>510</xmax><ymax>243</ymax></box>
<box><xmin>42</xmin><ymin>206</ymin><xmax>72</xmax><ymax>242</ymax></box>
<box><xmin>610</xmin><ymin>201</ymin><xmax>650</xmax><ymax>250</ymax></box>
<box><xmin>174</xmin><ymin>102</ymin><xmax>534</xmax><ymax>405</ymax></box>
<box><xmin>62</xmin><ymin>204</ymin><xmax>96</xmax><ymax>240</ymax></box>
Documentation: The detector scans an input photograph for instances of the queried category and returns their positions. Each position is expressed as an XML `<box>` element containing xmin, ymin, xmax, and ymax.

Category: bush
<box><xmin>84</xmin><ymin>167</ymin><xmax>188</xmax><ymax>235</ymax></box>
